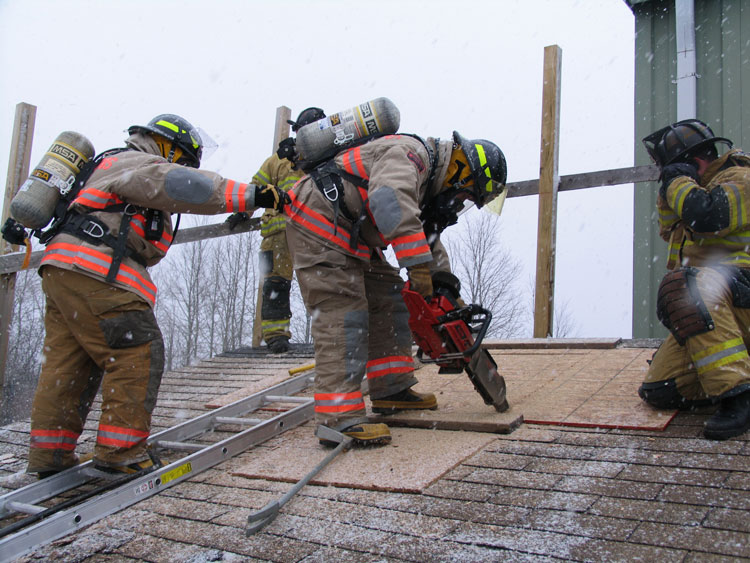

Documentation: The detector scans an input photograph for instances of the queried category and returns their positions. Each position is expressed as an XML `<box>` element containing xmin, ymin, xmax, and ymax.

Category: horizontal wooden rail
<box><xmin>0</xmin><ymin>164</ymin><xmax>659</xmax><ymax>277</ymax></box>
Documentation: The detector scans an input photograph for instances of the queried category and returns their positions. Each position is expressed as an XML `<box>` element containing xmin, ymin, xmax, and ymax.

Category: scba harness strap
<box><xmin>308</xmin><ymin>134</ymin><xmax>440</xmax><ymax>251</ymax></box>
<box><xmin>39</xmin><ymin>147</ymin><xmax>165</xmax><ymax>283</ymax></box>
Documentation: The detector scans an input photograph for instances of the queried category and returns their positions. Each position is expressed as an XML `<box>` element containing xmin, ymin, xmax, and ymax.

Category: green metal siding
<box><xmin>632</xmin><ymin>0</ymin><xmax>750</xmax><ymax>337</ymax></box>
<box><xmin>632</xmin><ymin>0</ymin><xmax>673</xmax><ymax>338</ymax></box>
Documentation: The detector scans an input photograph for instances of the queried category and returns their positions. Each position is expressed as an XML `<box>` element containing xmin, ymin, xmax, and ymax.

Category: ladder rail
<box><xmin>0</xmin><ymin>397</ymin><xmax>314</xmax><ymax>562</ymax></box>
<box><xmin>0</xmin><ymin>372</ymin><xmax>313</xmax><ymax>519</ymax></box>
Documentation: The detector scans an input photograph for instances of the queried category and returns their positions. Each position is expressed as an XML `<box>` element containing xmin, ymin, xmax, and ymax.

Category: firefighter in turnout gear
<box><xmin>25</xmin><ymin>114</ymin><xmax>287</xmax><ymax>477</ymax></box>
<box><xmin>251</xmin><ymin>107</ymin><xmax>325</xmax><ymax>353</ymax></box>
<box><xmin>639</xmin><ymin>119</ymin><xmax>750</xmax><ymax>440</ymax></box>
<box><xmin>285</xmin><ymin>130</ymin><xmax>507</xmax><ymax>446</ymax></box>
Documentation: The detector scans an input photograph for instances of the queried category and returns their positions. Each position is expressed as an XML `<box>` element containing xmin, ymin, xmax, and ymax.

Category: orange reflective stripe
<box><xmin>366</xmin><ymin>355</ymin><xmax>414</xmax><ymax>379</ymax></box>
<box><xmin>391</xmin><ymin>232</ymin><xmax>430</xmax><ymax>260</ymax></box>
<box><xmin>42</xmin><ymin>242</ymin><xmax>157</xmax><ymax>305</ymax></box>
<box><xmin>73</xmin><ymin>187</ymin><xmax>123</xmax><ymax>209</ymax></box>
<box><xmin>225</xmin><ymin>180</ymin><xmax>249</xmax><ymax>212</ymax></box>
<box><xmin>286</xmin><ymin>191</ymin><xmax>370</xmax><ymax>259</ymax></box>
<box><xmin>314</xmin><ymin>391</ymin><xmax>365</xmax><ymax>414</ymax></box>
<box><xmin>30</xmin><ymin>429</ymin><xmax>79</xmax><ymax>450</ymax></box>
<box><xmin>97</xmin><ymin>424</ymin><xmax>149</xmax><ymax>448</ymax></box>
<box><xmin>130</xmin><ymin>215</ymin><xmax>172</xmax><ymax>253</ymax></box>
<box><xmin>342</xmin><ymin>147</ymin><xmax>369</xmax><ymax>179</ymax></box>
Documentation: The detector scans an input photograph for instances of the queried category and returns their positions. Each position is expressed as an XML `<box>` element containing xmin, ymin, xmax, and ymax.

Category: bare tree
<box><xmin>2</xmin><ymin>269</ymin><xmax>45</xmax><ymax>423</ymax></box>
<box><xmin>443</xmin><ymin>209</ymin><xmax>525</xmax><ymax>338</ymax></box>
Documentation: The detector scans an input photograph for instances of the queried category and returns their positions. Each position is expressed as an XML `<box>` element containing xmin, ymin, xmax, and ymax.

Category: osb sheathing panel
<box><xmin>232</xmin><ymin>425</ymin><xmax>497</xmax><ymax>493</ymax></box>
<box><xmin>492</xmin><ymin>347</ymin><xmax>677</xmax><ymax>431</ymax></box>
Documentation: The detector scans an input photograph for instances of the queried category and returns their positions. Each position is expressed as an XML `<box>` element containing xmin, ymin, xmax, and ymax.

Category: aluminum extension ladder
<box><xmin>0</xmin><ymin>371</ymin><xmax>315</xmax><ymax>562</ymax></box>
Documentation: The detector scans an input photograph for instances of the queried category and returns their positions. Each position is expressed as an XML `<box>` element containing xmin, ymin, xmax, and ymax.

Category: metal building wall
<box><xmin>630</xmin><ymin>0</ymin><xmax>750</xmax><ymax>337</ymax></box>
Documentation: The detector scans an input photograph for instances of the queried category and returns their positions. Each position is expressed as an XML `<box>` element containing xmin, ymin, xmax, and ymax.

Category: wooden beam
<box><xmin>0</xmin><ymin>103</ymin><xmax>36</xmax><ymax>398</ymax></box>
<box><xmin>533</xmin><ymin>45</ymin><xmax>562</xmax><ymax>338</ymax></box>
<box><xmin>253</xmin><ymin>106</ymin><xmax>292</xmax><ymax>348</ymax></box>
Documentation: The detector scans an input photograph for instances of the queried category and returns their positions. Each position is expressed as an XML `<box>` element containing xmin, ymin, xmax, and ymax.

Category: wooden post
<box><xmin>252</xmin><ymin>106</ymin><xmax>292</xmax><ymax>347</ymax></box>
<box><xmin>0</xmin><ymin>103</ymin><xmax>36</xmax><ymax>397</ymax></box>
<box><xmin>533</xmin><ymin>46</ymin><xmax>562</xmax><ymax>338</ymax></box>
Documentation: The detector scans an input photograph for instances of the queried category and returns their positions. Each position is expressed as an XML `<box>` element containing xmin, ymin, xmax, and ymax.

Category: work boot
<box><xmin>93</xmin><ymin>450</ymin><xmax>162</xmax><ymax>476</ymax></box>
<box><xmin>704</xmin><ymin>389</ymin><xmax>750</xmax><ymax>440</ymax></box>
<box><xmin>32</xmin><ymin>452</ymin><xmax>94</xmax><ymax>480</ymax></box>
<box><xmin>319</xmin><ymin>420</ymin><xmax>391</xmax><ymax>447</ymax></box>
<box><xmin>371</xmin><ymin>388</ymin><xmax>438</xmax><ymax>414</ymax></box>
<box><xmin>267</xmin><ymin>336</ymin><xmax>290</xmax><ymax>354</ymax></box>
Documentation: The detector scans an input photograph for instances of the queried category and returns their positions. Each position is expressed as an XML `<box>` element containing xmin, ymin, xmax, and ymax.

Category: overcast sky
<box><xmin>0</xmin><ymin>0</ymin><xmax>636</xmax><ymax>337</ymax></box>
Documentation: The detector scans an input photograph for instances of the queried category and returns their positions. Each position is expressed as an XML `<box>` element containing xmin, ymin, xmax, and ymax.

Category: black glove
<box><xmin>659</xmin><ymin>162</ymin><xmax>700</xmax><ymax>199</ymax></box>
<box><xmin>1</xmin><ymin>217</ymin><xmax>28</xmax><ymax>246</ymax></box>
<box><xmin>276</xmin><ymin>137</ymin><xmax>297</xmax><ymax>162</ymax></box>
<box><xmin>225</xmin><ymin>212</ymin><xmax>250</xmax><ymax>231</ymax></box>
<box><xmin>254</xmin><ymin>184</ymin><xmax>290</xmax><ymax>212</ymax></box>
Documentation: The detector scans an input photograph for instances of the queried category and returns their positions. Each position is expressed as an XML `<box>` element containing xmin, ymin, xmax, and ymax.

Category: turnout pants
<box><xmin>287</xmin><ymin>225</ymin><xmax>418</xmax><ymax>428</ymax></box>
<box><xmin>28</xmin><ymin>267</ymin><xmax>164</xmax><ymax>473</ymax></box>
<box><xmin>259</xmin><ymin>230</ymin><xmax>293</xmax><ymax>344</ymax></box>
<box><xmin>641</xmin><ymin>267</ymin><xmax>750</xmax><ymax>408</ymax></box>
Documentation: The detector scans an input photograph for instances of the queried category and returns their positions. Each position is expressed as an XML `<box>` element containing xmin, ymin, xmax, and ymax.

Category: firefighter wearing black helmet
<box><xmin>639</xmin><ymin>118</ymin><xmax>750</xmax><ymax>440</ymax></box>
<box><xmin>26</xmin><ymin>114</ymin><xmax>287</xmax><ymax>478</ymax></box>
<box><xmin>249</xmin><ymin>108</ymin><xmax>325</xmax><ymax>353</ymax></box>
<box><xmin>284</xmin><ymin>129</ymin><xmax>506</xmax><ymax>446</ymax></box>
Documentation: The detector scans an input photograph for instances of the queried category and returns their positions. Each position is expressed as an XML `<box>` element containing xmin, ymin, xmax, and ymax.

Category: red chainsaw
<box><xmin>402</xmin><ymin>272</ymin><xmax>509</xmax><ymax>412</ymax></box>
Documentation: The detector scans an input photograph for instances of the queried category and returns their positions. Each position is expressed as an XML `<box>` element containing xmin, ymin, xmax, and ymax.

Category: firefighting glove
<box><xmin>408</xmin><ymin>264</ymin><xmax>433</xmax><ymax>298</ymax></box>
<box><xmin>1</xmin><ymin>217</ymin><xmax>28</xmax><ymax>246</ymax></box>
<box><xmin>253</xmin><ymin>184</ymin><xmax>290</xmax><ymax>212</ymax></box>
<box><xmin>226</xmin><ymin>212</ymin><xmax>250</xmax><ymax>231</ymax></box>
<box><xmin>659</xmin><ymin>162</ymin><xmax>700</xmax><ymax>199</ymax></box>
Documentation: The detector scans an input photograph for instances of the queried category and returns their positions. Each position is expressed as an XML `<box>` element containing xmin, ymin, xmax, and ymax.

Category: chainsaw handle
<box><xmin>438</xmin><ymin>304</ymin><xmax>492</xmax><ymax>358</ymax></box>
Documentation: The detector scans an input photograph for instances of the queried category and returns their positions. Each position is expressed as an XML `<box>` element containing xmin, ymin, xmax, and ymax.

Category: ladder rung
<box><xmin>6</xmin><ymin>501</ymin><xmax>45</xmax><ymax>515</ymax></box>
<box><xmin>264</xmin><ymin>395</ymin><xmax>311</xmax><ymax>404</ymax></box>
<box><xmin>154</xmin><ymin>440</ymin><xmax>205</xmax><ymax>452</ymax></box>
<box><xmin>214</xmin><ymin>416</ymin><xmax>262</xmax><ymax>426</ymax></box>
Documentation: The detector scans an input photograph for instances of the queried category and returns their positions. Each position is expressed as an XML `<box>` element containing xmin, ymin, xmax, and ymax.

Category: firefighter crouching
<box><xmin>24</xmin><ymin>114</ymin><xmax>286</xmax><ymax>477</ymax></box>
<box><xmin>639</xmin><ymin>119</ymin><xmax>750</xmax><ymax>440</ymax></box>
<box><xmin>284</xmin><ymin>130</ymin><xmax>507</xmax><ymax>446</ymax></box>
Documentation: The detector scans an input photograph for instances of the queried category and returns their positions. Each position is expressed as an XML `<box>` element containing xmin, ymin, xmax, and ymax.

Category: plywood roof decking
<box><xmin>1</xmin><ymin>341</ymin><xmax>749</xmax><ymax>561</ymax></box>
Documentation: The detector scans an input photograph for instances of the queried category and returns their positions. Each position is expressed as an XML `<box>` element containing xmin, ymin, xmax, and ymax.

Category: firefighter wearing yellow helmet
<box><xmin>284</xmin><ymin>129</ymin><xmax>507</xmax><ymax>446</ymax></box>
<box><xmin>639</xmin><ymin>118</ymin><xmax>750</xmax><ymax>440</ymax></box>
<box><xmin>25</xmin><ymin>114</ymin><xmax>287</xmax><ymax>478</ymax></box>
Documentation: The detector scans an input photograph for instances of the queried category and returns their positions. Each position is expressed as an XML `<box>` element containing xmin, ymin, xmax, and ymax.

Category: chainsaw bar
<box><xmin>466</xmin><ymin>348</ymin><xmax>509</xmax><ymax>412</ymax></box>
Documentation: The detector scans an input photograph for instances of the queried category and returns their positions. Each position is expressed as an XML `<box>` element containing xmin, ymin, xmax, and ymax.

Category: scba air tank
<box><xmin>10</xmin><ymin>131</ymin><xmax>95</xmax><ymax>230</ymax></box>
<box><xmin>295</xmin><ymin>97</ymin><xmax>400</xmax><ymax>164</ymax></box>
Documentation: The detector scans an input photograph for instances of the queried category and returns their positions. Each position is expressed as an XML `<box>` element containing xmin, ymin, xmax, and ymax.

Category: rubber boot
<box><xmin>704</xmin><ymin>389</ymin><xmax>750</xmax><ymax>440</ymax></box>
<box><xmin>319</xmin><ymin>420</ymin><xmax>391</xmax><ymax>447</ymax></box>
<box><xmin>267</xmin><ymin>336</ymin><xmax>290</xmax><ymax>354</ymax></box>
<box><xmin>371</xmin><ymin>388</ymin><xmax>438</xmax><ymax>414</ymax></box>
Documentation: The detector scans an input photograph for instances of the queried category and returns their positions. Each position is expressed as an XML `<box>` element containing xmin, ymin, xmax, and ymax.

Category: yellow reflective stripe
<box><xmin>692</xmin><ymin>338</ymin><xmax>747</xmax><ymax>375</ymax></box>
<box><xmin>155</xmin><ymin>120</ymin><xmax>199</xmax><ymax>148</ymax></box>
<box><xmin>156</xmin><ymin>120</ymin><xmax>179</xmax><ymax>133</ymax></box>
<box><xmin>670</xmin><ymin>179</ymin><xmax>693</xmax><ymax>216</ymax></box>
<box><xmin>253</xmin><ymin>170</ymin><xmax>271</xmax><ymax>186</ymax></box>
<box><xmin>262</xmin><ymin>319</ymin><xmax>290</xmax><ymax>330</ymax></box>
<box><xmin>725</xmin><ymin>184</ymin><xmax>741</xmax><ymax>231</ymax></box>
<box><xmin>474</xmin><ymin>144</ymin><xmax>493</xmax><ymax>192</ymax></box>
